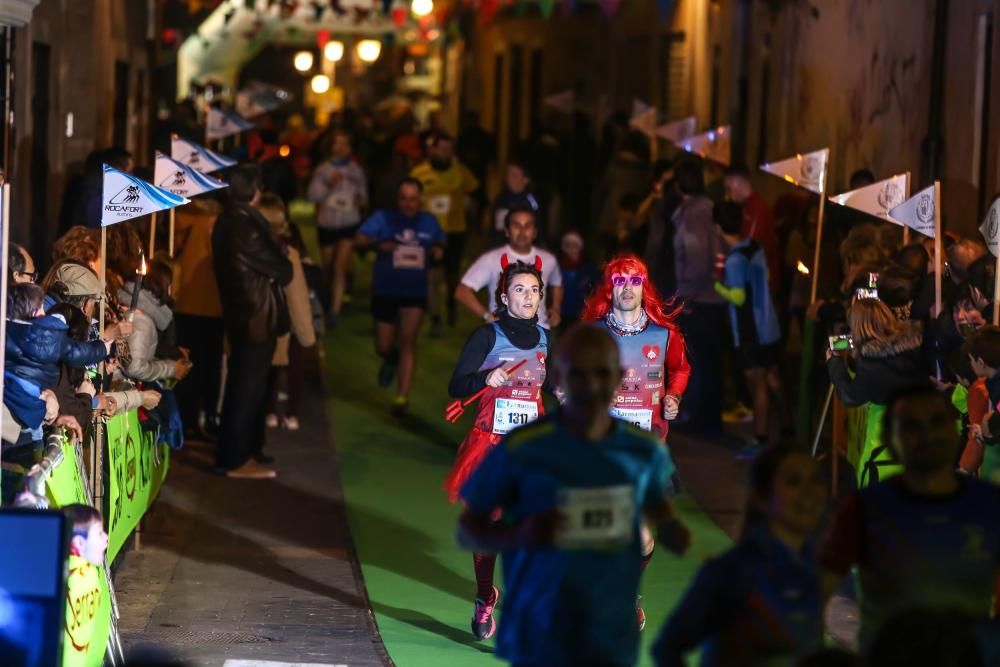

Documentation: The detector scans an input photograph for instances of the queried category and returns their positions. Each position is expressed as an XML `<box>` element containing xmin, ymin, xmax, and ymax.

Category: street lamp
<box><xmin>324</xmin><ymin>40</ymin><xmax>345</xmax><ymax>62</ymax></box>
<box><xmin>293</xmin><ymin>50</ymin><xmax>314</xmax><ymax>72</ymax></box>
<box><xmin>310</xmin><ymin>74</ymin><xmax>331</xmax><ymax>94</ymax></box>
<box><xmin>411</xmin><ymin>0</ymin><xmax>433</xmax><ymax>17</ymax></box>
<box><xmin>356</xmin><ymin>39</ymin><xmax>382</xmax><ymax>63</ymax></box>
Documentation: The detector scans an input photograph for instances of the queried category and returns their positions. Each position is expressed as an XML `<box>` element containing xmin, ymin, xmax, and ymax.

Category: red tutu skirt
<box><xmin>444</xmin><ymin>426</ymin><xmax>502</xmax><ymax>503</ymax></box>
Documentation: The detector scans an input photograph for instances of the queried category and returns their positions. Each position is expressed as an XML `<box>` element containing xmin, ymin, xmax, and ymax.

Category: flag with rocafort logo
<box><xmin>171</xmin><ymin>134</ymin><xmax>236</xmax><ymax>173</ymax></box>
<box><xmin>154</xmin><ymin>151</ymin><xmax>228</xmax><ymax>199</ymax></box>
<box><xmin>101</xmin><ymin>164</ymin><xmax>189</xmax><ymax>227</ymax></box>
<box><xmin>206</xmin><ymin>106</ymin><xmax>254</xmax><ymax>140</ymax></box>
<box><xmin>830</xmin><ymin>174</ymin><xmax>908</xmax><ymax>224</ymax></box>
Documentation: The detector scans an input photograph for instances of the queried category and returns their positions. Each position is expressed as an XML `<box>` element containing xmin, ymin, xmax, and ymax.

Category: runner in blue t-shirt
<box><xmin>356</xmin><ymin>178</ymin><xmax>445</xmax><ymax>415</ymax></box>
<box><xmin>458</xmin><ymin>324</ymin><xmax>691</xmax><ymax>667</ymax></box>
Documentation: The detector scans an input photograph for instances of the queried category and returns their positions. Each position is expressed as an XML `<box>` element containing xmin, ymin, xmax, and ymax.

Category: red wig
<box><xmin>581</xmin><ymin>253</ymin><xmax>681</xmax><ymax>329</ymax></box>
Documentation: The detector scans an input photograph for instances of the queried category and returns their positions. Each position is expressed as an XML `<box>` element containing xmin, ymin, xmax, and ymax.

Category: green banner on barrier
<box><xmin>106</xmin><ymin>412</ymin><xmax>170</xmax><ymax>562</ymax></box>
<box><xmin>62</xmin><ymin>555</ymin><xmax>112</xmax><ymax>667</ymax></box>
<box><xmin>42</xmin><ymin>411</ymin><xmax>171</xmax><ymax>667</ymax></box>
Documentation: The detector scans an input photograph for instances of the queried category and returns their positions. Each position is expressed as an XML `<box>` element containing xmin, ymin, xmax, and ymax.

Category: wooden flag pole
<box><xmin>94</xmin><ymin>225</ymin><xmax>107</xmax><ymax>499</ymax></box>
<box><xmin>149</xmin><ymin>212</ymin><xmax>157</xmax><ymax>258</ymax></box>
<box><xmin>902</xmin><ymin>172</ymin><xmax>911</xmax><ymax>245</ymax></box>
<box><xmin>169</xmin><ymin>207</ymin><xmax>176</xmax><ymax>258</ymax></box>
<box><xmin>809</xmin><ymin>149</ymin><xmax>831</xmax><ymax>304</ymax></box>
<box><xmin>994</xmin><ymin>242</ymin><xmax>1000</xmax><ymax>326</ymax></box>
<box><xmin>934</xmin><ymin>180</ymin><xmax>942</xmax><ymax>317</ymax></box>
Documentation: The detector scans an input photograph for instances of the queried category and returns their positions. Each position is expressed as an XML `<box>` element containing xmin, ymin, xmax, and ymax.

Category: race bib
<box><xmin>331</xmin><ymin>196</ymin><xmax>353</xmax><ymax>211</ymax></box>
<box><xmin>492</xmin><ymin>398</ymin><xmax>539</xmax><ymax>435</ymax></box>
<box><xmin>429</xmin><ymin>195</ymin><xmax>452</xmax><ymax>216</ymax></box>
<box><xmin>392</xmin><ymin>244</ymin><xmax>426</xmax><ymax>270</ymax></box>
<box><xmin>610</xmin><ymin>406</ymin><xmax>653</xmax><ymax>431</ymax></box>
<box><xmin>556</xmin><ymin>485</ymin><xmax>636</xmax><ymax>550</ymax></box>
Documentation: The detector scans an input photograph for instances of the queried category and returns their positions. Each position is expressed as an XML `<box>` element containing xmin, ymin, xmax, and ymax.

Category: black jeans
<box><xmin>174</xmin><ymin>314</ymin><xmax>225</xmax><ymax>428</ymax></box>
<box><xmin>217</xmin><ymin>336</ymin><xmax>276</xmax><ymax>470</ymax></box>
<box><xmin>677</xmin><ymin>301</ymin><xmax>727</xmax><ymax>435</ymax></box>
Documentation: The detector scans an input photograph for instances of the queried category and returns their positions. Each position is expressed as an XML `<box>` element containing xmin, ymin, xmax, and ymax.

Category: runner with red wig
<box><xmin>583</xmin><ymin>253</ymin><xmax>690</xmax><ymax>630</ymax></box>
<box><xmin>444</xmin><ymin>259</ymin><xmax>554</xmax><ymax>641</ymax></box>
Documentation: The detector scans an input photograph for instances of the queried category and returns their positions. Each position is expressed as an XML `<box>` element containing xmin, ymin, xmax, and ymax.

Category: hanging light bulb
<box><xmin>293</xmin><ymin>50</ymin><xmax>315</xmax><ymax>72</ymax></box>
<box><xmin>324</xmin><ymin>40</ymin><xmax>345</xmax><ymax>62</ymax></box>
<box><xmin>356</xmin><ymin>39</ymin><xmax>382</xmax><ymax>63</ymax></box>
<box><xmin>311</xmin><ymin>73</ymin><xmax>331</xmax><ymax>93</ymax></box>
<box><xmin>411</xmin><ymin>0</ymin><xmax>433</xmax><ymax>17</ymax></box>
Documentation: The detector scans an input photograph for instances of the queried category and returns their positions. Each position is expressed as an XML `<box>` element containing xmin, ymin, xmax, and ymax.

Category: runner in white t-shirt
<box><xmin>455</xmin><ymin>206</ymin><xmax>564</xmax><ymax>329</ymax></box>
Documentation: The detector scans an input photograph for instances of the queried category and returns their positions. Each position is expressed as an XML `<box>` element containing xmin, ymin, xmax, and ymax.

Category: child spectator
<box><xmin>713</xmin><ymin>202</ymin><xmax>785</xmax><ymax>458</ymax></box>
<box><xmin>556</xmin><ymin>230</ymin><xmax>600</xmax><ymax>327</ymax></box>
<box><xmin>967</xmin><ymin>327</ymin><xmax>1000</xmax><ymax>482</ymax></box>
<box><xmin>4</xmin><ymin>283</ymin><xmax>113</xmax><ymax>436</ymax></box>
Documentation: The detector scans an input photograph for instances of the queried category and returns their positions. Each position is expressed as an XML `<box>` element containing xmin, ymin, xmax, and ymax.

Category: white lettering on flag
<box><xmin>102</xmin><ymin>165</ymin><xmax>188</xmax><ymax>226</ymax></box>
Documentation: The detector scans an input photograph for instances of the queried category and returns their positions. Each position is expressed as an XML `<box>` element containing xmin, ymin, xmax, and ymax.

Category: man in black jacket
<box><xmin>213</xmin><ymin>164</ymin><xmax>292</xmax><ymax>479</ymax></box>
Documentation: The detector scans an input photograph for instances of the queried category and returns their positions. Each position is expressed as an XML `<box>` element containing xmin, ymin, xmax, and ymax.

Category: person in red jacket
<box><xmin>582</xmin><ymin>253</ymin><xmax>690</xmax><ymax>630</ymax></box>
<box><xmin>724</xmin><ymin>163</ymin><xmax>781</xmax><ymax>293</ymax></box>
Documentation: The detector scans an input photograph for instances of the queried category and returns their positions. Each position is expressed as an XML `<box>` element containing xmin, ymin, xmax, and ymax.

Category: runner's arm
<box><xmin>651</xmin><ymin>558</ymin><xmax>732</xmax><ymax>667</ymax></box>
<box><xmin>663</xmin><ymin>330</ymin><xmax>691</xmax><ymax>398</ymax></box>
<box><xmin>455</xmin><ymin>283</ymin><xmax>491</xmax><ymax>320</ymax></box>
<box><xmin>448</xmin><ymin>325</ymin><xmax>497</xmax><ymax>398</ymax></box>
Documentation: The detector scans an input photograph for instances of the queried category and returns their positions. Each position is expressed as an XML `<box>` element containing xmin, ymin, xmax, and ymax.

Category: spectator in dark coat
<box><xmin>212</xmin><ymin>164</ymin><xmax>292</xmax><ymax>479</ymax></box>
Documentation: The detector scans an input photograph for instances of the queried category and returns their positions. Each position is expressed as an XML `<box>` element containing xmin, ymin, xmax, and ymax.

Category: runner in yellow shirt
<box><xmin>410</xmin><ymin>133</ymin><xmax>479</xmax><ymax>337</ymax></box>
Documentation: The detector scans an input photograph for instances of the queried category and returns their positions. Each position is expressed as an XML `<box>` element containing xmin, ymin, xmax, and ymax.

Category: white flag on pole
<box><xmin>206</xmin><ymin>107</ymin><xmax>254</xmax><ymax>140</ymax></box>
<box><xmin>102</xmin><ymin>165</ymin><xmax>189</xmax><ymax>227</ymax></box>
<box><xmin>888</xmin><ymin>185</ymin><xmax>937</xmax><ymax>238</ymax></box>
<box><xmin>236</xmin><ymin>81</ymin><xmax>292</xmax><ymax>118</ymax></box>
<box><xmin>629</xmin><ymin>108</ymin><xmax>657</xmax><ymax>136</ymax></box>
<box><xmin>655</xmin><ymin>116</ymin><xmax>696</xmax><ymax>142</ymax></box>
<box><xmin>675</xmin><ymin>126</ymin><xmax>731</xmax><ymax>166</ymax></box>
<box><xmin>543</xmin><ymin>90</ymin><xmax>575</xmax><ymax>114</ymax></box>
<box><xmin>154</xmin><ymin>152</ymin><xmax>229</xmax><ymax>199</ymax></box>
<box><xmin>979</xmin><ymin>198</ymin><xmax>1000</xmax><ymax>257</ymax></box>
<box><xmin>760</xmin><ymin>148</ymin><xmax>829</xmax><ymax>194</ymax></box>
<box><xmin>632</xmin><ymin>98</ymin><xmax>652</xmax><ymax>119</ymax></box>
<box><xmin>829</xmin><ymin>174</ymin><xmax>908</xmax><ymax>223</ymax></box>
<box><xmin>171</xmin><ymin>135</ymin><xmax>236</xmax><ymax>173</ymax></box>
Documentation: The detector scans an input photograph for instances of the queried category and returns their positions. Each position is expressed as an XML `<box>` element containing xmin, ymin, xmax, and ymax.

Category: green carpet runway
<box><xmin>321</xmin><ymin>281</ymin><xmax>732</xmax><ymax>667</ymax></box>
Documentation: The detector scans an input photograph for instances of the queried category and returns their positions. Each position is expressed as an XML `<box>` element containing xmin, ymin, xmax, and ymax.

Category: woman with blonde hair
<box><xmin>826</xmin><ymin>298</ymin><xmax>929</xmax><ymax>486</ymax></box>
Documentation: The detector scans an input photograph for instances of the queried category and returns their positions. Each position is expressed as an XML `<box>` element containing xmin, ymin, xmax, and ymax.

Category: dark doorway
<box><xmin>30</xmin><ymin>41</ymin><xmax>50</xmax><ymax>260</ymax></box>
<box><xmin>529</xmin><ymin>48</ymin><xmax>543</xmax><ymax>137</ymax></box>
<box><xmin>113</xmin><ymin>60</ymin><xmax>129</xmax><ymax>148</ymax></box>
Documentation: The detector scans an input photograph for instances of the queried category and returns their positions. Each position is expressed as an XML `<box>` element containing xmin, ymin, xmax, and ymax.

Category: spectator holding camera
<box><xmin>826</xmin><ymin>298</ymin><xmax>928</xmax><ymax>486</ymax></box>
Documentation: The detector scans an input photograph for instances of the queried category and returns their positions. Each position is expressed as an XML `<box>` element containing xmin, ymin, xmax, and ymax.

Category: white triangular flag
<box><xmin>829</xmin><ymin>174</ymin><xmax>908</xmax><ymax>223</ymax></box>
<box><xmin>760</xmin><ymin>148</ymin><xmax>829</xmax><ymax>194</ymax></box>
<box><xmin>632</xmin><ymin>98</ymin><xmax>652</xmax><ymax>119</ymax></box>
<box><xmin>206</xmin><ymin>107</ymin><xmax>254</xmax><ymax>140</ymax></box>
<box><xmin>543</xmin><ymin>90</ymin><xmax>575</xmax><ymax>114</ymax></box>
<box><xmin>171</xmin><ymin>135</ymin><xmax>236</xmax><ymax>174</ymax></box>
<box><xmin>676</xmin><ymin>126</ymin><xmax>731</xmax><ymax>166</ymax></box>
<box><xmin>888</xmin><ymin>185</ymin><xmax>936</xmax><ymax>238</ymax></box>
<box><xmin>102</xmin><ymin>165</ymin><xmax>189</xmax><ymax>227</ymax></box>
<box><xmin>980</xmin><ymin>199</ymin><xmax>1000</xmax><ymax>257</ymax></box>
<box><xmin>154</xmin><ymin>152</ymin><xmax>229</xmax><ymax>199</ymax></box>
<box><xmin>236</xmin><ymin>81</ymin><xmax>292</xmax><ymax>118</ymax></box>
<box><xmin>629</xmin><ymin>108</ymin><xmax>657</xmax><ymax>136</ymax></box>
<box><xmin>655</xmin><ymin>116</ymin><xmax>696</xmax><ymax>142</ymax></box>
